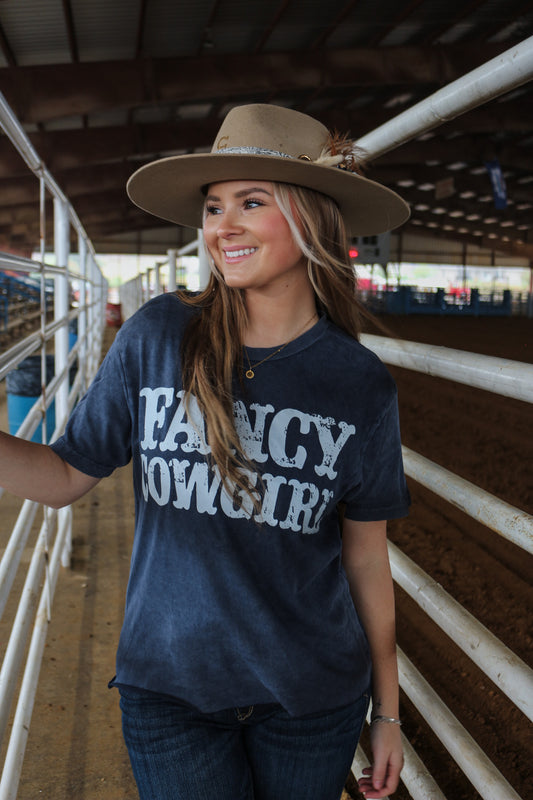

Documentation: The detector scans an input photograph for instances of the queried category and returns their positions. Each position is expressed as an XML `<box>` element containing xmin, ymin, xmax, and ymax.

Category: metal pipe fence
<box><xmin>0</xmin><ymin>92</ymin><xmax>107</xmax><ymax>800</ymax></box>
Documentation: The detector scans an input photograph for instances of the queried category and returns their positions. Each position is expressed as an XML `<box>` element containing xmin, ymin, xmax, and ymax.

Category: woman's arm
<box><xmin>0</xmin><ymin>430</ymin><xmax>100</xmax><ymax>508</ymax></box>
<box><xmin>341</xmin><ymin>517</ymin><xmax>403</xmax><ymax>798</ymax></box>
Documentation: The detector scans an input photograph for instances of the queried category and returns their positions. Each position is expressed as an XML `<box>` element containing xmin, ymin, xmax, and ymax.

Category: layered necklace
<box><xmin>244</xmin><ymin>313</ymin><xmax>318</xmax><ymax>379</ymax></box>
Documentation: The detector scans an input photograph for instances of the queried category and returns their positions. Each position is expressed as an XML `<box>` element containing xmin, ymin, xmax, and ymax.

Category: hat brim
<box><xmin>127</xmin><ymin>152</ymin><xmax>410</xmax><ymax>236</ymax></box>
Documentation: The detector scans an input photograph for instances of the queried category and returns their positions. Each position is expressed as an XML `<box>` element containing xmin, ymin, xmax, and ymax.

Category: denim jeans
<box><xmin>119</xmin><ymin>685</ymin><xmax>369</xmax><ymax>800</ymax></box>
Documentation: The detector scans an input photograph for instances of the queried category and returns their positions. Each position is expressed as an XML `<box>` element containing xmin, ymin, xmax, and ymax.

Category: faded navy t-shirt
<box><xmin>51</xmin><ymin>293</ymin><xmax>409</xmax><ymax>716</ymax></box>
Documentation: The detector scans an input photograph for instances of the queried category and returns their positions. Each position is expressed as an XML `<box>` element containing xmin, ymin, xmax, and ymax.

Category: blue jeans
<box><xmin>119</xmin><ymin>686</ymin><xmax>369</xmax><ymax>800</ymax></box>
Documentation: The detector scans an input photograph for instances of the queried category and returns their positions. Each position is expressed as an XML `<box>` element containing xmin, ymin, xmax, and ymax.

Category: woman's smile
<box><xmin>223</xmin><ymin>246</ymin><xmax>259</xmax><ymax>262</ymax></box>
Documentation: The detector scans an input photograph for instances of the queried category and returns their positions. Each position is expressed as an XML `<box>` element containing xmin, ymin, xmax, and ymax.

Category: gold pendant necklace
<box><xmin>244</xmin><ymin>313</ymin><xmax>318</xmax><ymax>379</ymax></box>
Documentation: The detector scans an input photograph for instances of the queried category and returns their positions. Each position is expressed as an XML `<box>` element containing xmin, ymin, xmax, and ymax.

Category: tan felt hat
<box><xmin>127</xmin><ymin>104</ymin><xmax>410</xmax><ymax>236</ymax></box>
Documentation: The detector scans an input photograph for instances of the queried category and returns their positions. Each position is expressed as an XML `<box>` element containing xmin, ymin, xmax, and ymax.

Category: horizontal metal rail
<box><xmin>389</xmin><ymin>542</ymin><xmax>533</xmax><ymax>721</ymax></box>
<box><xmin>361</xmin><ymin>334</ymin><xmax>533</xmax><ymax>404</ymax></box>
<box><xmin>0</xmin><ymin>295</ymin><xmax>102</xmax><ymax>381</ymax></box>
<box><xmin>401</xmin><ymin>446</ymin><xmax>533</xmax><ymax>554</ymax></box>
<box><xmin>0</xmin><ymin>509</ymin><xmax>57</xmax><ymax>745</ymax></box>
<box><xmin>398</xmin><ymin>649</ymin><xmax>522</xmax><ymax>800</ymax></box>
<box><xmin>0</xmin><ymin>92</ymin><xmax>95</xmax><ymax>249</ymax></box>
<box><xmin>0</xmin><ymin>507</ymin><xmax>71</xmax><ymax>800</ymax></box>
<box><xmin>356</xmin><ymin>36</ymin><xmax>533</xmax><ymax>159</ymax></box>
<box><xmin>0</xmin><ymin>500</ymin><xmax>39</xmax><ymax>620</ymax></box>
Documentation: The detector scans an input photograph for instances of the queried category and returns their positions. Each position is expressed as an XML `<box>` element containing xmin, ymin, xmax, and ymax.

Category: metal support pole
<box><xmin>198</xmin><ymin>231</ymin><xmax>211</xmax><ymax>289</ymax></box>
<box><xmin>53</xmin><ymin>197</ymin><xmax>71</xmax><ymax>568</ymax></box>
<box><xmin>527</xmin><ymin>262</ymin><xmax>533</xmax><ymax>319</ymax></box>
<box><xmin>154</xmin><ymin>262</ymin><xmax>162</xmax><ymax>296</ymax></box>
<box><xmin>136</xmin><ymin>274</ymin><xmax>143</xmax><ymax>311</ymax></box>
<box><xmin>167</xmin><ymin>249</ymin><xmax>177</xmax><ymax>292</ymax></box>
<box><xmin>78</xmin><ymin>235</ymin><xmax>88</xmax><ymax>394</ymax></box>
<box><xmin>144</xmin><ymin>269</ymin><xmax>152</xmax><ymax>303</ymax></box>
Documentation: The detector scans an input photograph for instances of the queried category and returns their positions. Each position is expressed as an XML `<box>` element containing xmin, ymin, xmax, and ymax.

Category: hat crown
<box><xmin>211</xmin><ymin>104</ymin><xmax>329</xmax><ymax>162</ymax></box>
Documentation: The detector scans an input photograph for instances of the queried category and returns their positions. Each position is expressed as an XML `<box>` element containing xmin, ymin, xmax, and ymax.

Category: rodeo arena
<box><xmin>0</xmin><ymin>4</ymin><xmax>532</xmax><ymax>800</ymax></box>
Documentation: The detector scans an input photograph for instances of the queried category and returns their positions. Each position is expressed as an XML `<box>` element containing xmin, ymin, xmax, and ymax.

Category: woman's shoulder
<box><xmin>121</xmin><ymin>292</ymin><xmax>198</xmax><ymax>333</ymax></box>
<box><xmin>132</xmin><ymin>291</ymin><xmax>196</xmax><ymax>320</ymax></box>
<box><xmin>325</xmin><ymin>320</ymin><xmax>391</xmax><ymax>369</ymax></box>
<box><xmin>321</xmin><ymin>320</ymin><xmax>398</xmax><ymax>398</ymax></box>
<box><xmin>110</xmin><ymin>293</ymin><xmax>199</xmax><ymax>359</ymax></box>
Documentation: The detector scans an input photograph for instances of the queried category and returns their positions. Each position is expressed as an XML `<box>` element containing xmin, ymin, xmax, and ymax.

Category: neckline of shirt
<box><xmin>244</xmin><ymin>315</ymin><xmax>328</xmax><ymax>362</ymax></box>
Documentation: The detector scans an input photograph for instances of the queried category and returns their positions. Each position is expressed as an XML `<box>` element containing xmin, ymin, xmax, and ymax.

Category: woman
<box><xmin>0</xmin><ymin>104</ymin><xmax>410</xmax><ymax>800</ymax></box>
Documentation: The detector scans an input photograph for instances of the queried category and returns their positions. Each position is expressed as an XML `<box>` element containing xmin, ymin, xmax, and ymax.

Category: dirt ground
<box><xmin>2</xmin><ymin>314</ymin><xmax>532</xmax><ymax>800</ymax></box>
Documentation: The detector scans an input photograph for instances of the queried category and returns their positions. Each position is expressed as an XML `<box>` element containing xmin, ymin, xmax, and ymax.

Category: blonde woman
<box><xmin>0</xmin><ymin>104</ymin><xmax>410</xmax><ymax>800</ymax></box>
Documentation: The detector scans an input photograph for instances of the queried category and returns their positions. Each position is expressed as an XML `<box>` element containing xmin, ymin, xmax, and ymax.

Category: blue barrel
<box><xmin>69</xmin><ymin>317</ymin><xmax>78</xmax><ymax>350</ymax></box>
<box><xmin>5</xmin><ymin>355</ymin><xmax>56</xmax><ymax>443</ymax></box>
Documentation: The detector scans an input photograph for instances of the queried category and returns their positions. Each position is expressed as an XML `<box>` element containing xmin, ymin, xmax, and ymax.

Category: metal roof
<box><xmin>0</xmin><ymin>0</ymin><xmax>532</xmax><ymax>261</ymax></box>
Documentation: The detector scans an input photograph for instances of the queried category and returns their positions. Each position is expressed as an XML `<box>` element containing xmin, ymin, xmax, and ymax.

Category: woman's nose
<box><xmin>216</xmin><ymin>209</ymin><xmax>242</xmax><ymax>237</ymax></box>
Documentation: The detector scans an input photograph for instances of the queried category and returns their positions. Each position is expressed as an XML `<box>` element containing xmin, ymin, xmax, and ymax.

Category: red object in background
<box><xmin>349</xmin><ymin>248</ymin><xmax>359</xmax><ymax>259</ymax></box>
<box><xmin>105</xmin><ymin>302</ymin><xmax>123</xmax><ymax>327</ymax></box>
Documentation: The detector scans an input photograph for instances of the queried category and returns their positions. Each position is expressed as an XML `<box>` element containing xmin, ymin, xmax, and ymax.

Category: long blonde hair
<box><xmin>178</xmin><ymin>182</ymin><xmax>366</xmax><ymax>507</ymax></box>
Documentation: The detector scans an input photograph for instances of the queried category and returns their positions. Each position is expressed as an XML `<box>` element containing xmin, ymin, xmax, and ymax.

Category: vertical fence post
<box><xmin>78</xmin><ymin>235</ymin><xmax>88</xmax><ymax>394</ymax></box>
<box><xmin>86</xmin><ymin>254</ymin><xmax>95</xmax><ymax>378</ymax></box>
<box><xmin>198</xmin><ymin>232</ymin><xmax>210</xmax><ymax>289</ymax></box>
<box><xmin>147</xmin><ymin>271</ymin><xmax>151</xmax><ymax>302</ymax></box>
<box><xmin>54</xmin><ymin>197</ymin><xmax>72</xmax><ymax>568</ymax></box>
<box><xmin>167</xmin><ymin>249</ymin><xmax>177</xmax><ymax>292</ymax></box>
<box><xmin>527</xmin><ymin>261</ymin><xmax>533</xmax><ymax>317</ymax></box>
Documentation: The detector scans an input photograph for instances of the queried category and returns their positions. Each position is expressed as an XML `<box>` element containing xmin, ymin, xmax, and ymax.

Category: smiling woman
<box><xmin>1</xmin><ymin>103</ymin><xmax>411</xmax><ymax>800</ymax></box>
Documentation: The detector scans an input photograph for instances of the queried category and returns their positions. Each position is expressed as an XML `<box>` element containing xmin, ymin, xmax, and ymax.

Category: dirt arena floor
<box><xmin>2</xmin><ymin>313</ymin><xmax>532</xmax><ymax>800</ymax></box>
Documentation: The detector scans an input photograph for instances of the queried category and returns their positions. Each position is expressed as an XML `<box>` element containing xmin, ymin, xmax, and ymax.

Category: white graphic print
<box><xmin>139</xmin><ymin>388</ymin><xmax>356</xmax><ymax>533</ymax></box>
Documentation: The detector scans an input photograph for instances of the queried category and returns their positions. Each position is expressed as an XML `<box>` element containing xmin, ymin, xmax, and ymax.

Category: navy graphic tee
<box><xmin>51</xmin><ymin>293</ymin><xmax>409</xmax><ymax>715</ymax></box>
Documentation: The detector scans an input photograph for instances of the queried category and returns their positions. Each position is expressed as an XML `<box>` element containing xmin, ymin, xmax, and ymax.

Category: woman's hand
<box><xmin>358</xmin><ymin>721</ymin><xmax>403</xmax><ymax>798</ymax></box>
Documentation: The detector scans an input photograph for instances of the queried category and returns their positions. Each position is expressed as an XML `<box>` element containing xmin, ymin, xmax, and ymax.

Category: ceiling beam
<box><xmin>0</xmin><ymin>19</ymin><xmax>16</xmax><ymax>68</ymax></box>
<box><xmin>403</xmin><ymin>220</ymin><xmax>533</xmax><ymax>261</ymax></box>
<box><xmin>0</xmin><ymin>43</ymin><xmax>520</xmax><ymax>124</ymax></box>
<box><xmin>0</xmin><ymin>102</ymin><xmax>530</xmax><ymax>180</ymax></box>
<box><xmin>61</xmin><ymin>0</ymin><xmax>79</xmax><ymax>62</ymax></box>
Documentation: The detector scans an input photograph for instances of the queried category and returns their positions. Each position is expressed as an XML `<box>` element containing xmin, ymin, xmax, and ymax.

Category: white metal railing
<box><xmin>0</xmin><ymin>92</ymin><xmax>107</xmax><ymax>800</ymax></box>
<box><xmin>355</xmin><ymin>35</ymin><xmax>533</xmax><ymax>159</ymax></box>
<box><xmin>355</xmin><ymin>345</ymin><xmax>533</xmax><ymax>796</ymax></box>
<box><xmin>362</xmin><ymin>334</ymin><xmax>533</xmax><ymax>404</ymax></box>
<box><xmin>347</xmin><ymin>333</ymin><xmax>533</xmax><ymax>800</ymax></box>
<box><xmin>389</xmin><ymin>542</ymin><xmax>533</xmax><ymax>722</ymax></box>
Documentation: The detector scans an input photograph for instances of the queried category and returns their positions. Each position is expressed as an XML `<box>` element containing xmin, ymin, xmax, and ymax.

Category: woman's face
<box><xmin>203</xmin><ymin>180</ymin><xmax>308</xmax><ymax>296</ymax></box>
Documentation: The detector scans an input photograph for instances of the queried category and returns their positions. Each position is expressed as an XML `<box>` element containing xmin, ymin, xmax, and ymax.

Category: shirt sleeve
<box><xmin>342</xmin><ymin>392</ymin><xmax>410</xmax><ymax>521</ymax></box>
<box><xmin>50</xmin><ymin>332</ymin><xmax>133</xmax><ymax>478</ymax></box>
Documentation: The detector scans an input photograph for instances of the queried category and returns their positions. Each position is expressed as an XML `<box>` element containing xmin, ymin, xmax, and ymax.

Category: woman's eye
<box><xmin>205</xmin><ymin>204</ymin><xmax>222</xmax><ymax>216</ymax></box>
<box><xmin>244</xmin><ymin>198</ymin><xmax>263</xmax><ymax>209</ymax></box>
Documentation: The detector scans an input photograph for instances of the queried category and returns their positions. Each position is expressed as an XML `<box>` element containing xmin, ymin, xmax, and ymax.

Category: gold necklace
<box><xmin>244</xmin><ymin>313</ymin><xmax>318</xmax><ymax>379</ymax></box>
